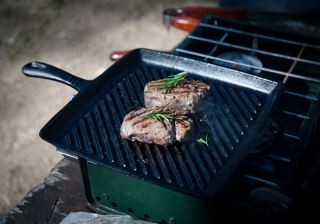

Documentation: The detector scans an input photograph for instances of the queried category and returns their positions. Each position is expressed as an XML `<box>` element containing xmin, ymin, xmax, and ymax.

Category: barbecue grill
<box><xmin>173</xmin><ymin>15</ymin><xmax>320</xmax><ymax>221</ymax></box>
<box><xmin>23</xmin><ymin>14</ymin><xmax>320</xmax><ymax>224</ymax></box>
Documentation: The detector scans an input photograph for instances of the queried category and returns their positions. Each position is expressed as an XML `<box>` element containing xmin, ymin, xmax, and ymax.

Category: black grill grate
<box><xmin>64</xmin><ymin>65</ymin><xmax>267</xmax><ymax>197</ymax></box>
<box><xmin>171</xmin><ymin>15</ymin><xmax>320</xmax><ymax>211</ymax></box>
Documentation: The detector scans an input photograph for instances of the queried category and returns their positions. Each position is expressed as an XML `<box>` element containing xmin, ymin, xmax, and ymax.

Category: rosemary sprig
<box><xmin>197</xmin><ymin>134</ymin><xmax>208</xmax><ymax>146</ymax></box>
<box><xmin>125</xmin><ymin>101</ymin><xmax>139</xmax><ymax>112</ymax></box>
<box><xmin>154</xmin><ymin>71</ymin><xmax>188</xmax><ymax>94</ymax></box>
<box><xmin>140</xmin><ymin>102</ymin><xmax>178</xmax><ymax>128</ymax></box>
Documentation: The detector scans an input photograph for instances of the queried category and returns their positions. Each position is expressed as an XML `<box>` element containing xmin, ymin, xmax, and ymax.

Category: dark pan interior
<box><xmin>39</xmin><ymin>49</ymin><xmax>282</xmax><ymax>197</ymax></box>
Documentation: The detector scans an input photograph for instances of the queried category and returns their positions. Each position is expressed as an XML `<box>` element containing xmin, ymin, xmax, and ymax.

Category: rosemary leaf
<box><xmin>153</xmin><ymin>71</ymin><xmax>188</xmax><ymax>94</ymax></box>
<box><xmin>125</xmin><ymin>102</ymin><xmax>139</xmax><ymax>112</ymax></box>
<box><xmin>197</xmin><ymin>135</ymin><xmax>209</xmax><ymax>146</ymax></box>
<box><xmin>140</xmin><ymin>102</ymin><xmax>176</xmax><ymax>129</ymax></box>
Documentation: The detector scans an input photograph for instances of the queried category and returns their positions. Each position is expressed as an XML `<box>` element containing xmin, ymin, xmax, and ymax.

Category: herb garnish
<box><xmin>197</xmin><ymin>135</ymin><xmax>208</xmax><ymax>146</ymax></box>
<box><xmin>154</xmin><ymin>71</ymin><xmax>188</xmax><ymax>94</ymax></box>
<box><xmin>140</xmin><ymin>102</ymin><xmax>178</xmax><ymax>128</ymax></box>
<box><xmin>125</xmin><ymin>101</ymin><xmax>139</xmax><ymax>112</ymax></box>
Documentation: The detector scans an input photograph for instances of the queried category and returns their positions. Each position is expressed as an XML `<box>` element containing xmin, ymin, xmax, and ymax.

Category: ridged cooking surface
<box><xmin>65</xmin><ymin>66</ymin><xmax>263</xmax><ymax>196</ymax></box>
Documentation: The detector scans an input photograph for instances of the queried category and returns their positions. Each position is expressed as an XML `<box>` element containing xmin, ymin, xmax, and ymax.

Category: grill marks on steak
<box><xmin>120</xmin><ymin>108</ymin><xmax>194</xmax><ymax>146</ymax></box>
<box><xmin>144</xmin><ymin>79</ymin><xmax>210</xmax><ymax>114</ymax></box>
<box><xmin>175</xmin><ymin>116</ymin><xmax>194</xmax><ymax>142</ymax></box>
<box><xmin>120</xmin><ymin>77</ymin><xmax>209</xmax><ymax>146</ymax></box>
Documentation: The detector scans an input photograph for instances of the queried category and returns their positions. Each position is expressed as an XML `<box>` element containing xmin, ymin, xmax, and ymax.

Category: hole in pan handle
<box><xmin>22</xmin><ymin>61</ymin><xmax>91</xmax><ymax>92</ymax></box>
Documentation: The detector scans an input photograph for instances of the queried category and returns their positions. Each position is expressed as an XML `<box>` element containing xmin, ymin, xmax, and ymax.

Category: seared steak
<box><xmin>144</xmin><ymin>79</ymin><xmax>210</xmax><ymax>114</ymax></box>
<box><xmin>120</xmin><ymin>108</ymin><xmax>194</xmax><ymax>146</ymax></box>
<box><xmin>175</xmin><ymin>116</ymin><xmax>194</xmax><ymax>142</ymax></box>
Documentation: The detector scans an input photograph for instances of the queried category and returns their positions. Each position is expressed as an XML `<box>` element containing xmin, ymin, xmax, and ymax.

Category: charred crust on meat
<box><xmin>144</xmin><ymin>79</ymin><xmax>210</xmax><ymax>114</ymax></box>
<box><xmin>132</xmin><ymin>117</ymin><xmax>148</xmax><ymax>126</ymax></box>
<box><xmin>120</xmin><ymin>108</ymin><xmax>194</xmax><ymax>146</ymax></box>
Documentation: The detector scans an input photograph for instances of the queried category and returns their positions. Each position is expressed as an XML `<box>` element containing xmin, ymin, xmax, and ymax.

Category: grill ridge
<box><xmin>149</xmin><ymin>67</ymin><xmax>161</xmax><ymax>80</ymax></box>
<box><xmin>159</xmin><ymin>70</ymin><xmax>168</xmax><ymax>79</ymax></box>
<box><xmin>79</xmin><ymin>120</ymin><xmax>90</xmax><ymax>154</ymax></box>
<box><xmin>118</xmin><ymin>83</ymin><xmax>134</xmax><ymax>113</ymax></box>
<box><xmin>164</xmin><ymin>147</ymin><xmax>184</xmax><ymax>187</ymax></box>
<box><xmin>174</xmin><ymin>146</ymin><xmax>195</xmax><ymax>190</ymax></box>
<box><xmin>133</xmin><ymin>142</ymin><xmax>148</xmax><ymax>175</ymax></box>
<box><xmin>72</xmin><ymin>127</ymin><xmax>80</xmax><ymax>150</ymax></box>
<box><xmin>189</xmin><ymin>143</ymin><xmax>211</xmax><ymax>181</ymax></box>
<box><xmin>211</xmin><ymin>114</ymin><xmax>234</xmax><ymax>151</ymax></box>
<box><xmin>198</xmin><ymin>143</ymin><xmax>217</xmax><ymax>174</ymax></box>
<box><xmin>129</xmin><ymin>74</ymin><xmax>145</xmax><ymax>104</ymax></box>
<box><xmin>87</xmin><ymin>112</ymin><xmax>104</xmax><ymax>159</ymax></box>
<box><xmin>208</xmin><ymin>123</ymin><xmax>229</xmax><ymax>159</ymax></box>
<box><xmin>140</xmin><ymin>67</ymin><xmax>153</xmax><ymax>82</ymax></box>
<box><xmin>98</xmin><ymin>101</ymin><xmax>115</xmax><ymax>163</ymax></box>
<box><xmin>82</xmin><ymin>118</ymin><xmax>95</xmax><ymax>155</ymax></box>
<box><xmin>103</xmin><ymin>96</ymin><xmax>126</xmax><ymax>167</ymax></box>
<box><xmin>136</xmin><ymin>68</ymin><xmax>149</xmax><ymax>88</ymax></box>
<box><xmin>212</xmin><ymin>109</ymin><xmax>240</xmax><ymax>144</ymax></box>
<box><xmin>219</xmin><ymin>85</ymin><xmax>249</xmax><ymax>128</ymax></box>
<box><xmin>197</xmin><ymin>78</ymin><xmax>237</xmax><ymax>148</ymax></box>
<box><xmin>195</xmin><ymin>119</ymin><xmax>223</xmax><ymax>166</ymax></box>
<box><xmin>250</xmin><ymin>94</ymin><xmax>262</xmax><ymax>107</ymax></box>
<box><xmin>93</xmin><ymin>107</ymin><xmax>112</xmax><ymax>161</ymax></box>
<box><xmin>66</xmin><ymin>134</ymin><xmax>72</xmax><ymax>147</ymax></box>
<box><xmin>229</xmin><ymin>88</ymin><xmax>253</xmax><ymax>121</ymax></box>
<box><xmin>122</xmin><ymin>76</ymin><xmax>140</xmax><ymax>108</ymax></box>
<box><xmin>182</xmin><ymin>145</ymin><xmax>205</xmax><ymax>189</ymax></box>
<box><xmin>239</xmin><ymin>90</ymin><xmax>258</xmax><ymax>114</ymax></box>
<box><xmin>154</xmin><ymin>145</ymin><xmax>172</xmax><ymax>183</ymax></box>
<box><xmin>111</xmin><ymin>89</ymin><xmax>137</xmax><ymax>171</ymax></box>
<box><xmin>145</xmin><ymin>144</ymin><xmax>161</xmax><ymax>179</ymax></box>
<box><xmin>209</xmin><ymin>82</ymin><xmax>244</xmax><ymax>135</ymax></box>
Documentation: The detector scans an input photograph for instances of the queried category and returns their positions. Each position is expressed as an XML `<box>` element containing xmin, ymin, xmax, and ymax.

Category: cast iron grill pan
<box><xmin>22</xmin><ymin>49</ymin><xmax>281</xmax><ymax>197</ymax></box>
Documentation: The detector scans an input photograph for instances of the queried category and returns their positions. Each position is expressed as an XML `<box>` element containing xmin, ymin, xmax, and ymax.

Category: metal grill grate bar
<box><xmin>188</xmin><ymin>35</ymin><xmax>320</xmax><ymax>66</ymax></box>
<box><xmin>284</xmin><ymin>91</ymin><xmax>319</xmax><ymax>101</ymax></box>
<box><xmin>280</xmin><ymin>110</ymin><xmax>311</xmax><ymax>120</ymax></box>
<box><xmin>205</xmin><ymin>32</ymin><xmax>229</xmax><ymax>60</ymax></box>
<box><xmin>176</xmin><ymin>48</ymin><xmax>320</xmax><ymax>83</ymax></box>
<box><xmin>199</xmin><ymin>23</ymin><xmax>320</xmax><ymax>50</ymax></box>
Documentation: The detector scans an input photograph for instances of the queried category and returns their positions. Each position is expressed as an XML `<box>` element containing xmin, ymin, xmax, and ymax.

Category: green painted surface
<box><xmin>83</xmin><ymin>160</ymin><xmax>218</xmax><ymax>224</ymax></box>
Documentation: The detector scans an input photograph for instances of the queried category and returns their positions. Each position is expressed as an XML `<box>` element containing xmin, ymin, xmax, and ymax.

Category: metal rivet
<box><xmin>169</xmin><ymin>217</ymin><xmax>177</xmax><ymax>224</ymax></box>
<box><xmin>102</xmin><ymin>193</ymin><xmax>109</xmax><ymax>200</ymax></box>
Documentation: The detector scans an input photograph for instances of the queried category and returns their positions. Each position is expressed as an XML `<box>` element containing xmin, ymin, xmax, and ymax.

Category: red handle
<box><xmin>109</xmin><ymin>50</ymin><xmax>131</xmax><ymax>61</ymax></box>
<box><xmin>110</xmin><ymin>50</ymin><xmax>172</xmax><ymax>61</ymax></box>
<box><xmin>170</xmin><ymin>17</ymin><xmax>201</xmax><ymax>32</ymax></box>
<box><xmin>174</xmin><ymin>6</ymin><xmax>248</xmax><ymax>21</ymax></box>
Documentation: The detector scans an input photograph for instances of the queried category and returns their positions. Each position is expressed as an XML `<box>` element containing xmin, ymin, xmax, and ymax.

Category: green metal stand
<box><xmin>79</xmin><ymin>158</ymin><xmax>217</xmax><ymax>224</ymax></box>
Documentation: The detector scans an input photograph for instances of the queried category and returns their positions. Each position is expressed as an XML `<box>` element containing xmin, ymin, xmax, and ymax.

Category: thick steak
<box><xmin>120</xmin><ymin>108</ymin><xmax>194</xmax><ymax>146</ymax></box>
<box><xmin>144</xmin><ymin>79</ymin><xmax>210</xmax><ymax>114</ymax></box>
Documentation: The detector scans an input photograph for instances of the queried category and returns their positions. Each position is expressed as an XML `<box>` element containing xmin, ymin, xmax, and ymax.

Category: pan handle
<box><xmin>22</xmin><ymin>62</ymin><xmax>91</xmax><ymax>91</ymax></box>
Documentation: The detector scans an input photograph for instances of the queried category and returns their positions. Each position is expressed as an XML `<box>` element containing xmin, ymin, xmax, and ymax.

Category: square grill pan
<box><xmin>22</xmin><ymin>49</ymin><xmax>282</xmax><ymax>197</ymax></box>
